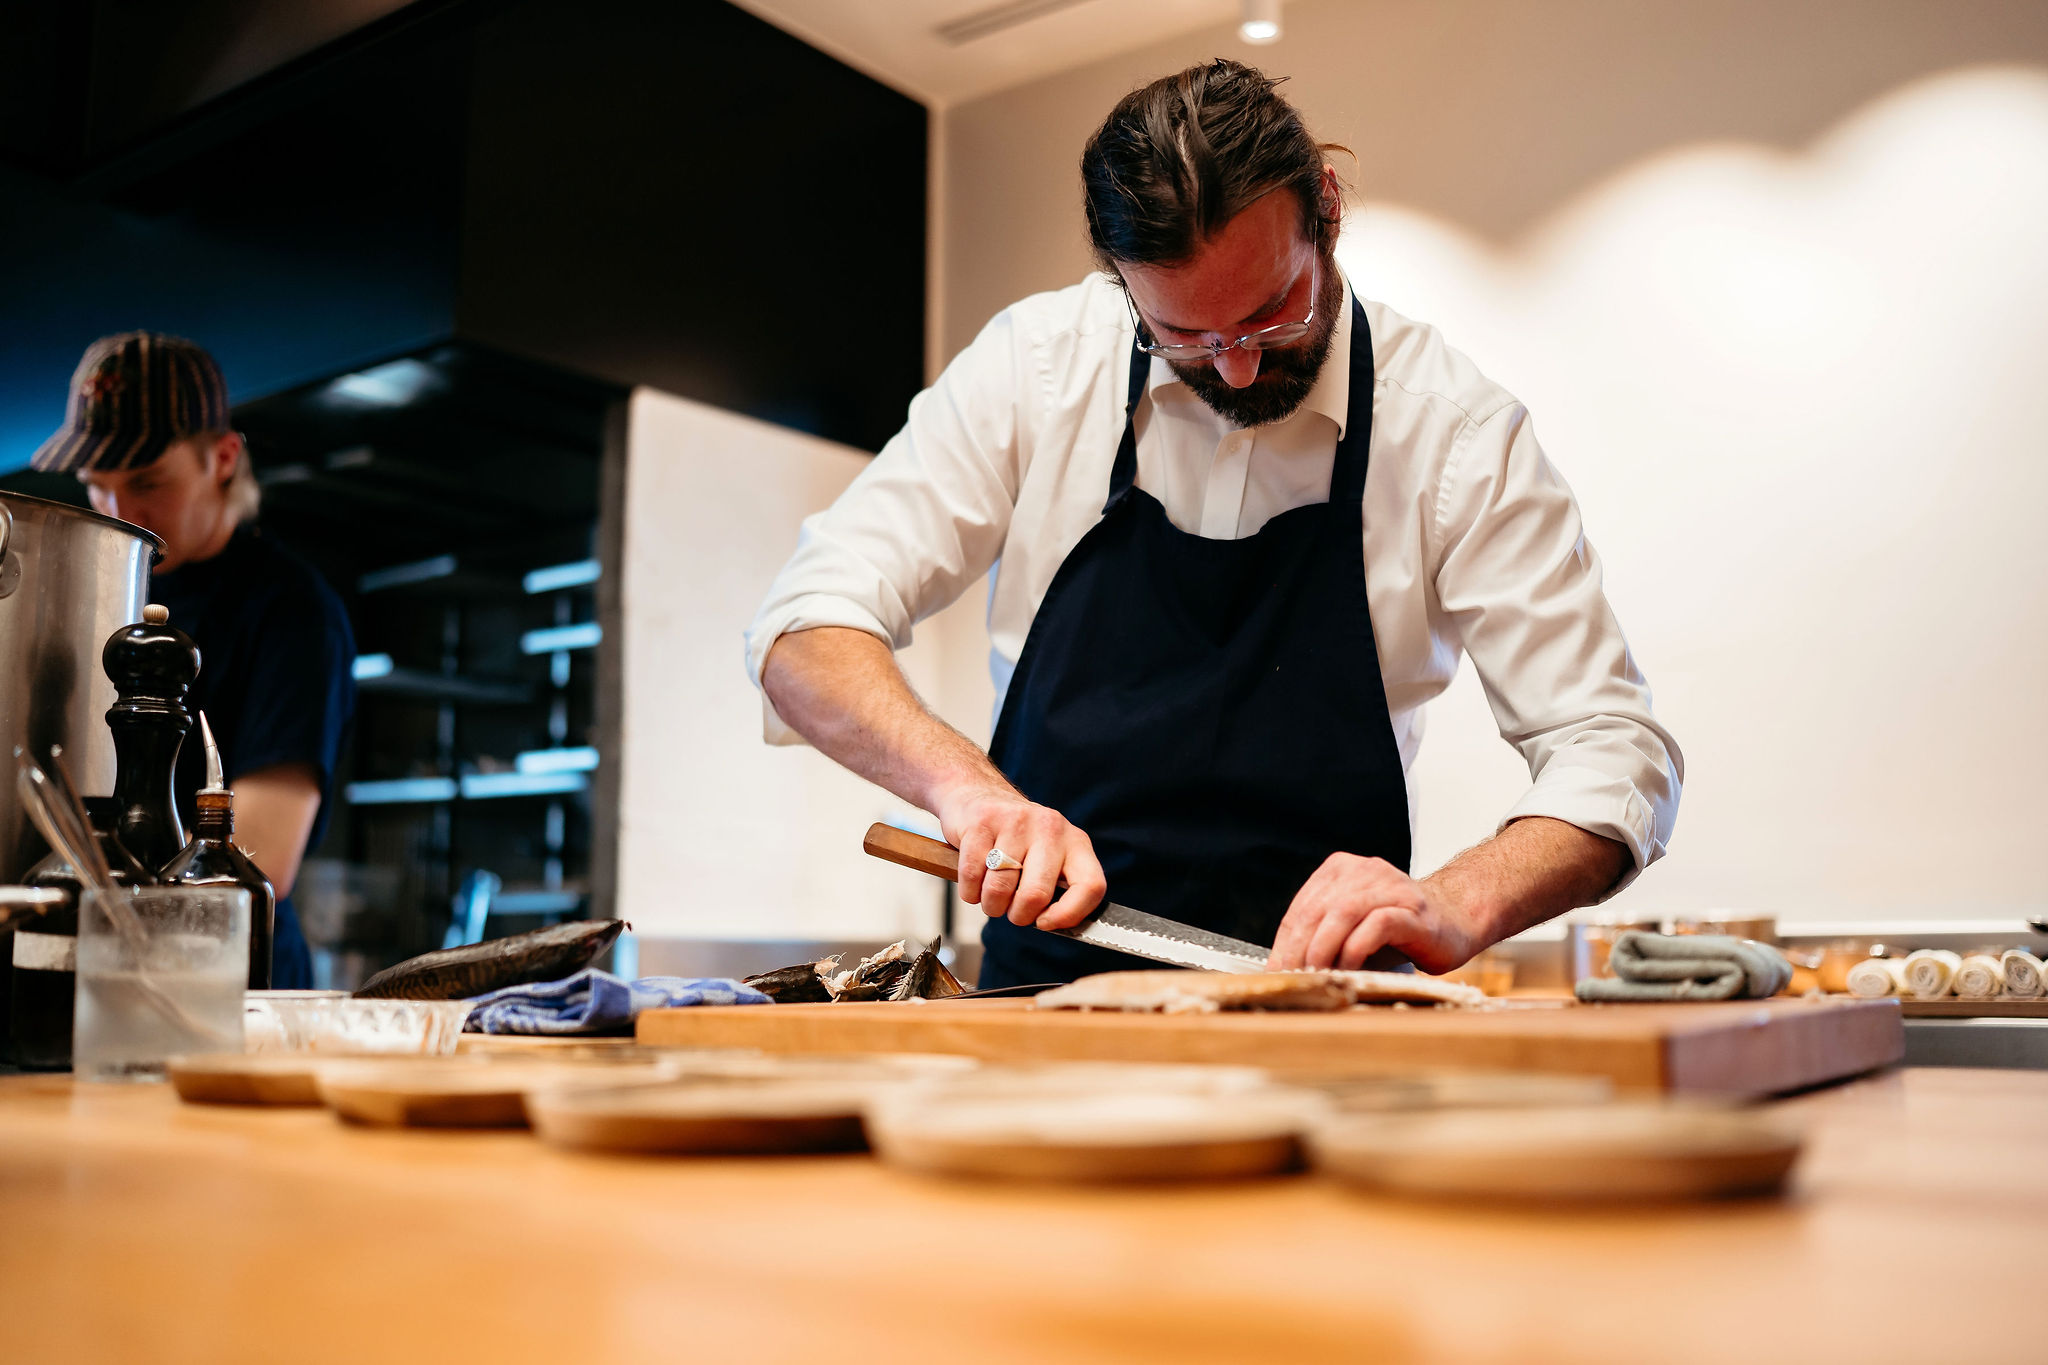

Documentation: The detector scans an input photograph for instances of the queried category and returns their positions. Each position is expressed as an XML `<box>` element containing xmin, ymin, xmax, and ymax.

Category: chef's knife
<box><xmin>861</xmin><ymin>823</ymin><xmax>1268</xmax><ymax>974</ymax></box>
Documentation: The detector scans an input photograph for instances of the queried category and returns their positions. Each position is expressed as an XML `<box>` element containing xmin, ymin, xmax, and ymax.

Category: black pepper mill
<box><xmin>103</xmin><ymin>603</ymin><xmax>201</xmax><ymax>872</ymax></box>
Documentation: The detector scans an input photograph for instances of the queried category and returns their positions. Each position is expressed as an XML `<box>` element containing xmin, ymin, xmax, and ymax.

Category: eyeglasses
<box><xmin>1127</xmin><ymin>258</ymin><xmax>1317</xmax><ymax>361</ymax></box>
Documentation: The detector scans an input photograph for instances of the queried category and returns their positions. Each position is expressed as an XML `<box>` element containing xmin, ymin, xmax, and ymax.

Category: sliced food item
<box><xmin>1953</xmin><ymin>953</ymin><xmax>2006</xmax><ymax>1000</ymax></box>
<box><xmin>1031</xmin><ymin>968</ymin><xmax>1484</xmax><ymax>1014</ymax></box>
<box><xmin>1845</xmin><ymin>958</ymin><xmax>1907</xmax><ymax>999</ymax></box>
<box><xmin>1033</xmin><ymin>971</ymin><xmax>1351</xmax><ymax>1013</ymax></box>
<box><xmin>1335</xmin><ymin>969</ymin><xmax>1488</xmax><ymax>1008</ymax></box>
<box><xmin>1310</xmin><ymin>1104</ymin><xmax>1803</xmax><ymax>1202</ymax></box>
<box><xmin>352</xmin><ymin>919</ymin><xmax>627</xmax><ymax>1001</ymax></box>
<box><xmin>1902</xmin><ymin>948</ymin><xmax>1962</xmax><ymax>1000</ymax></box>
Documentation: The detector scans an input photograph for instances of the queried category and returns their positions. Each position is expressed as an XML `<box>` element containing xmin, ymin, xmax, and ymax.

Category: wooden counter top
<box><xmin>3</xmin><ymin>1066</ymin><xmax>2043</xmax><ymax>1364</ymax></box>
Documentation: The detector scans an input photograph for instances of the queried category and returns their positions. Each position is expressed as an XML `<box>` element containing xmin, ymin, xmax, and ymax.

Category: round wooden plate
<box><xmin>864</xmin><ymin>1069</ymin><xmax>1319</xmax><ymax>1183</ymax></box>
<box><xmin>315</xmin><ymin>1056</ymin><xmax>681</xmax><ymax>1129</ymax></box>
<box><xmin>525</xmin><ymin>1078</ymin><xmax>886</xmax><ymax>1154</ymax></box>
<box><xmin>1309</xmin><ymin>1104</ymin><xmax>1803</xmax><ymax>1202</ymax></box>
<box><xmin>168</xmin><ymin>1053</ymin><xmax>328</xmax><ymax>1106</ymax></box>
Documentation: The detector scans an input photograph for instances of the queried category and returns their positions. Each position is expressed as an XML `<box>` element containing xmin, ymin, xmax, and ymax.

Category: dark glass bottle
<box><xmin>161</xmin><ymin>786</ymin><xmax>276</xmax><ymax>990</ymax></box>
<box><xmin>11</xmin><ymin>797</ymin><xmax>151</xmax><ymax>1071</ymax></box>
<box><xmin>103</xmin><ymin>603</ymin><xmax>201</xmax><ymax>872</ymax></box>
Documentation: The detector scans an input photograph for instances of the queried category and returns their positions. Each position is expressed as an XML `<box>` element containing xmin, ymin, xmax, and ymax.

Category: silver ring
<box><xmin>985</xmin><ymin>849</ymin><xmax>1023</xmax><ymax>873</ymax></box>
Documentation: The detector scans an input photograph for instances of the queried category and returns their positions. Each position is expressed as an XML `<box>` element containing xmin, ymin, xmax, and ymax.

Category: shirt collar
<box><xmin>1143</xmin><ymin>268</ymin><xmax>1355</xmax><ymax>439</ymax></box>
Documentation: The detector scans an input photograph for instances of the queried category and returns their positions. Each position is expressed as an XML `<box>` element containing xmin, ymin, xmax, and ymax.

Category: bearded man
<box><xmin>747</xmin><ymin>60</ymin><xmax>1682</xmax><ymax>987</ymax></box>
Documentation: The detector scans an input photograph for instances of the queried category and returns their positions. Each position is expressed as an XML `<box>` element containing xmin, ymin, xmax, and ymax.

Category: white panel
<box><xmin>617</xmin><ymin>389</ymin><xmax>964</xmax><ymax>942</ymax></box>
<box><xmin>1343</xmin><ymin>69</ymin><xmax>2048</xmax><ymax>922</ymax></box>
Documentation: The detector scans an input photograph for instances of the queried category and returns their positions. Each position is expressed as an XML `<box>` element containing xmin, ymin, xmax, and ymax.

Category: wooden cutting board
<box><xmin>1898</xmin><ymin>998</ymin><xmax>2048</xmax><ymax>1018</ymax></box>
<box><xmin>636</xmin><ymin>997</ymin><xmax>1903</xmax><ymax>1097</ymax></box>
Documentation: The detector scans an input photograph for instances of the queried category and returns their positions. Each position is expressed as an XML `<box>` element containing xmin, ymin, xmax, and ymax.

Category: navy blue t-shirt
<box><xmin>151</xmin><ymin>526</ymin><xmax>356</xmax><ymax>989</ymax></box>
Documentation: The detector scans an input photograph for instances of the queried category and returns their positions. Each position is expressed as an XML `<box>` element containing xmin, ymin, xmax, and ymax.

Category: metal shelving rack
<box><xmin>234</xmin><ymin>342</ymin><xmax>623</xmax><ymax>989</ymax></box>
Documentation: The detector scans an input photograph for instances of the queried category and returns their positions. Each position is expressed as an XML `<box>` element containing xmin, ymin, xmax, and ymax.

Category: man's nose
<box><xmin>1213</xmin><ymin>348</ymin><xmax>1261</xmax><ymax>388</ymax></box>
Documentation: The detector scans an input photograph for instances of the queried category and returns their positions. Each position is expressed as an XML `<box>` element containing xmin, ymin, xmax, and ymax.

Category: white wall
<box><xmin>616</xmin><ymin>387</ymin><xmax>983</xmax><ymax>943</ymax></box>
<box><xmin>934</xmin><ymin>2</ymin><xmax>2048</xmax><ymax>925</ymax></box>
<box><xmin>1345</xmin><ymin>68</ymin><xmax>2048</xmax><ymax>922</ymax></box>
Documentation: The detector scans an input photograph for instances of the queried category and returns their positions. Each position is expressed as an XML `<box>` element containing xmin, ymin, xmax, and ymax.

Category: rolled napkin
<box><xmin>463</xmin><ymin>969</ymin><xmax>770</xmax><ymax>1035</ymax></box>
<box><xmin>1844</xmin><ymin>957</ymin><xmax>1907</xmax><ymax>999</ymax></box>
<box><xmin>1574</xmin><ymin>932</ymin><xmax>1793</xmax><ymax>1002</ymax></box>
<box><xmin>2000</xmin><ymin>950</ymin><xmax>2046</xmax><ymax>999</ymax></box>
<box><xmin>1903</xmin><ymin>949</ymin><xmax>1962</xmax><ymax>1000</ymax></box>
<box><xmin>1953</xmin><ymin>954</ymin><xmax>2006</xmax><ymax>1001</ymax></box>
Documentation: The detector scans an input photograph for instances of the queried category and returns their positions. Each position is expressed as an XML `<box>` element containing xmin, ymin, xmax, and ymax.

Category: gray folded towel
<box><xmin>1574</xmin><ymin>931</ymin><xmax>1792</xmax><ymax>1002</ymax></box>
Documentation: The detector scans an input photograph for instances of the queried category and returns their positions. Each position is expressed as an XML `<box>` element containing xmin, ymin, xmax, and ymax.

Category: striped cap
<box><xmin>31</xmin><ymin>332</ymin><xmax>231</xmax><ymax>474</ymax></box>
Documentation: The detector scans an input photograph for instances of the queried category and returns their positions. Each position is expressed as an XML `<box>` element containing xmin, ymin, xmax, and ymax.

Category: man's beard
<box><xmin>1168</xmin><ymin>246</ymin><xmax>1345</xmax><ymax>429</ymax></box>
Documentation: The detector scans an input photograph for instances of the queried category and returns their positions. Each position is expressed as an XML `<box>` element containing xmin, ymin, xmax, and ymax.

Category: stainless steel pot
<box><xmin>0</xmin><ymin>491</ymin><xmax>160</xmax><ymax>883</ymax></box>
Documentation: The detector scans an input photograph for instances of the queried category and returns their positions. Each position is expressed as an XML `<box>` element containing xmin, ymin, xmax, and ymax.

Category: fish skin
<box><xmin>353</xmin><ymin>920</ymin><xmax>627</xmax><ymax>1000</ymax></box>
<box><xmin>889</xmin><ymin>940</ymin><xmax>965</xmax><ymax>1001</ymax></box>
<box><xmin>743</xmin><ymin>963</ymin><xmax>834</xmax><ymax>1004</ymax></box>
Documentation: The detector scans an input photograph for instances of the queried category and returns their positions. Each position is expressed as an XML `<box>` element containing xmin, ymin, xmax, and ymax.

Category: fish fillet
<box><xmin>1033</xmin><ymin>969</ymin><xmax>1483</xmax><ymax>1014</ymax></box>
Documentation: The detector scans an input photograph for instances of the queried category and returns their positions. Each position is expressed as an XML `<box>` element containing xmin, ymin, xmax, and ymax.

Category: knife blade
<box><xmin>861</xmin><ymin>823</ymin><xmax>1269</xmax><ymax>974</ymax></box>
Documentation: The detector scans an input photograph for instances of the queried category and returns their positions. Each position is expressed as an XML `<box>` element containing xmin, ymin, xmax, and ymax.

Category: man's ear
<box><xmin>212</xmin><ymin>431</ymin><xmax>246</xmax><ymax>489</ymax></box>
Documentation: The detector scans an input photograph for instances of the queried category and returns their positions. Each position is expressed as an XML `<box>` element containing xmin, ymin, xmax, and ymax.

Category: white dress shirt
<box><xmin>745</xmin><ymin>271</ymin><xmax>1682</xmax><ymax>889</ymax></box>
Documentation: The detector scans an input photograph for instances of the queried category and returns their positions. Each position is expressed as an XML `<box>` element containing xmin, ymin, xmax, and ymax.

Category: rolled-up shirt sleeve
<box><xmin>1431</xmin><ymin>402</ymin><xmax>1683</xmax><ymax>893</ymax></box>
<box><xmin>744</xmin><ymin>309</ymin><xmax>1030</xmax><ymax>744</ymax></box>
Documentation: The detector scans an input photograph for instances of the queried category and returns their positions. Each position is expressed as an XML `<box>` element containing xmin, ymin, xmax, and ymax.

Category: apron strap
<box><xmin>1325</xmin><ymin>298</ymin><xmax>1375</xmax><ymax>511</ymax></box>
<box><xmin>1104</xmin><ymin>344</ymin><xmax>1151</xmax><ymax>511</ymax></box>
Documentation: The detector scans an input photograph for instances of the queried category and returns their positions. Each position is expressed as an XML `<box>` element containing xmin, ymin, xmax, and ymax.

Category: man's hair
<box><xmin>1080</xmin><ymin>59</ymin><xmax>1343</xmax><ymax>276</ymax></box>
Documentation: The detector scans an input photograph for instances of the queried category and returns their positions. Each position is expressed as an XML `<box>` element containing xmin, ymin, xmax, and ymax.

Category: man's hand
<box><xmin>763</xmin><ymin>628</ymin><xmax>1107</xmax><ymax>932</ymax></box>
<box><xmin>937</xmin><ymin>782</ymin><xmax>1107</xmax><ymax>931</ymax></box>
<box><xmin>1267</xmin><ymin>853</ymin><xmax>1483</xmax><ymax>974</ymax></box>
<box><xmin>1269</xmin><ymin>818</ymin><xmax>1631</xmax><ymax>974</ymax></box>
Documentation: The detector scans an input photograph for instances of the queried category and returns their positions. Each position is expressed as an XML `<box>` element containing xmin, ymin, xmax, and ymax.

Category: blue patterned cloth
<box><xmin>462</xmin><ymin>969</ymin><xmax>771</xmax><ymax>1035</ymax></box>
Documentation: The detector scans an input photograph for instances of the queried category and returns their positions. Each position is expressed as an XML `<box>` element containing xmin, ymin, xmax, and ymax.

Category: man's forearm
<box><xmin>1423</xmin><ymin>816</ymin><xmax>1630</xmax><ymax>950</ymax></box>
<box><xmin>760</xmin><ymin>626</ymin><xmax>1012</xmax><ymax>816</ymax></box>
<box><xmin>233</xmin><ymin>763</ymin><xmax>323</xmax><ymax>900</ymax></box>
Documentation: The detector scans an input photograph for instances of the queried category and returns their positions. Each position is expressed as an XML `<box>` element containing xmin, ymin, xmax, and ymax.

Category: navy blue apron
<box><xmin>978</xmin><ymin>299</ymin><xmax>1413</xmax><ymax>987</ymax></box>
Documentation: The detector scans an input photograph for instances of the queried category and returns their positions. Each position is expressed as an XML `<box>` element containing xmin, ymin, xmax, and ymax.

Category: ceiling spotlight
<box><xmin>1239</xmin><ymin>0</ymin><xmax>1281</xmax><ymax>44</ymax></box>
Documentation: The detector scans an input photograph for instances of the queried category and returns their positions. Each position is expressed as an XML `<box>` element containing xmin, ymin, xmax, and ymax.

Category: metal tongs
<box><xmin>13</xmin><ymin>744</ymin><xmax>235</xmax><ymax>1047</ymax></box>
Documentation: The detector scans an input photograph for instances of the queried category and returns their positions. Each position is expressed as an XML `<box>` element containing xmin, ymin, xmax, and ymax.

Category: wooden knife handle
<box><xmin>863</xmin><ymin>823</ymin><xmax>962</xmax><ymax>882</ymax></box>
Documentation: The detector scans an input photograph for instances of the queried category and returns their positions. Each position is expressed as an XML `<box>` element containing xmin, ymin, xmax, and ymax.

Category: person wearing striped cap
<box><xmin>33</xmin><ymin>331</ymin><xmax>355</xmax><ymax>989</ymax></box>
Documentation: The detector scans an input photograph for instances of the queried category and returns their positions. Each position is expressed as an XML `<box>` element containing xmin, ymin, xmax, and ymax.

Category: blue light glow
<box><xmin>345</xmin><ymin>776</ymin><xmax>458</xmax><ymax>805</ymax></box>
<box><xmin>514</xmin><ymin>746</ymin><xmax>600</xmax><ymax>775</ymax></box>
<box><xmin>519</xmin><ymin>622</ymin><xmax>602</xmax><ymax>654</ymax></box>
<box><xmin>523</xmin><ymin>560</ymin><xmax>602</xmax><ymax>594</ymax></box>
<box><xmin>459</xmin><ymin>771</ymin><xmax>589</xmax><ymax>799</ymax></box>
<box><xmin>326</xmin><ymin>358</ymin><xmax>441</xmax><ymax>407</ymax></box>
